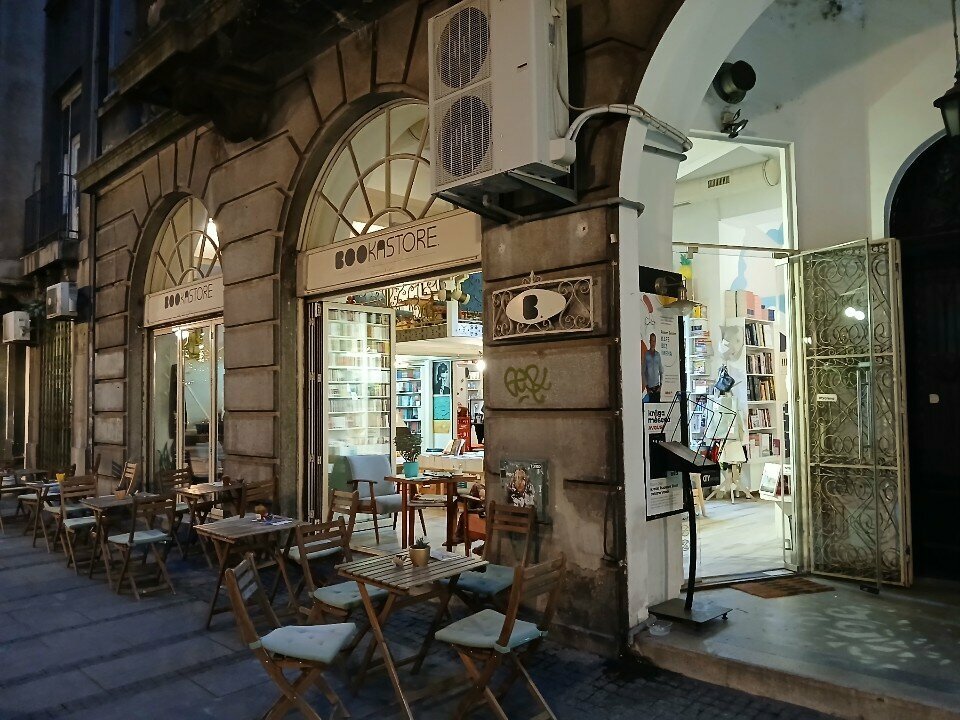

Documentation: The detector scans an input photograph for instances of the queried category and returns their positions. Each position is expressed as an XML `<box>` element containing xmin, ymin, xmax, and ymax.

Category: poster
<box><xmin>500</xmin><ymin>458</ymin><xmax>547</xmax><ymax>522</ymax></box>
<box><xmin>643</xmin><ymin>402</ymin><xmax>685</xmax><ymax>520</ymax></box>
<box><xmin>432</xmin><ymin>395</ymin><xmax>451</xmax><ymax>435</ymax></box>
<box><xmin>639</xmin><ymin>292</ymin><xmax>682</xmax><ymax>403</ymax></box>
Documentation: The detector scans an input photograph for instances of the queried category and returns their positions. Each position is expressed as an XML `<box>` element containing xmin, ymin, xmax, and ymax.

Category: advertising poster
<box><xmin>643</xmin><ymin>401</ymin><xmax>685</xmax><ymax>520</ymax></box>
<box><xmin>500</xmin><ymin>458</ymin><xmax>547</xmax><ymax>522</ymax></box>
<box><xmin>639</xmin><ymin>292</ymin><xmax>681</xmax><ymax>403</ymax></box>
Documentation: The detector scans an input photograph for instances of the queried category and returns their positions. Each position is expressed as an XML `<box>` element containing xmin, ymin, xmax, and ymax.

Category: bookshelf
<box><xmin>685</xmin><ymin>315</ymin><xmax>713</xmax><ymax>444</ymax></box>
<box><xmin>738</xmin><ymin>317</ymin><xmax>784</xmax><ymax>467</ymax></box>
<box><xmin>396</xmin><ymin>364</ymin><xmax>424</xmax><ymax>436</ymax></box>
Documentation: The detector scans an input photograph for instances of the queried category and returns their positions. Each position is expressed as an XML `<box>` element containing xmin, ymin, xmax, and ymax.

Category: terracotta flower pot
<box><xmin>409</xmin><ymin>547</ymin><xmax>430</xmax><ymax>567</ymax></box>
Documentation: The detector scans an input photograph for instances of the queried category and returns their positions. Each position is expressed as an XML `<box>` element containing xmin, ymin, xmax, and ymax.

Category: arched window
<box><xmin>146</xmin><ymin>197</ymin><xmax>222</xmax><ymax>293</ymax></box>
<box><xmin>299</xmin><ymin>100</ymin><xmax>455</xmax><ymax>252</ymax></box>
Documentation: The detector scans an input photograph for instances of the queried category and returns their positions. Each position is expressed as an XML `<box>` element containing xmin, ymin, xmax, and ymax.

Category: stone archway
<box><xmin>616</xmin><ymin>0</ymin><xmax>774</xmax><ymax>627</ymax></box>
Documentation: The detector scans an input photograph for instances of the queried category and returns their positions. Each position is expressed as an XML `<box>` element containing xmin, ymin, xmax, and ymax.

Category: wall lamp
<box><xmin>934</xmin><ymin>0</ymin><xmax>960</xmax><ymax>137</ymax></box>
<box><xmin>654</xmin><ymin>276</ymin><xmax>700</xmax><ymax>316</ymax></box>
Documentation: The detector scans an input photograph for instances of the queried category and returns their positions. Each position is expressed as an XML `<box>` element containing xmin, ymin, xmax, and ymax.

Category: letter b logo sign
<box><xmin>522</xmin><ymin>294</ymin><xmax>539</xmax><ymax>321</ymax></box>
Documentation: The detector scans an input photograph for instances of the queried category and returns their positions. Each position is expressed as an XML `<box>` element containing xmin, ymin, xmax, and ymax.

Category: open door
<box><xmin>305</xmin><ymin>301</ymin><xmax>396</xmax><ymax>520</ymax></box>
<box><xmin>794</xmin><ymin>239</ymin><xmax>911</xmax><ymax>586</ymax></box>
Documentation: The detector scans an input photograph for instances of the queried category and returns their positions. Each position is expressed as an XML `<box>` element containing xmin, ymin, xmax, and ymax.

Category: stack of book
<box><xmin>744</xmin><ymin>321</ymin><xmax>772</xmax><ymax>347</ymax></box>
<box><xmin>748</xmin><ymin>407</ymin><xmax>773</xmax><ymax>429</ymax></box>
<box><xmin>746</xmin><ymin>352</ymin><xmax>774</xmax><ymax>374</ymax></box>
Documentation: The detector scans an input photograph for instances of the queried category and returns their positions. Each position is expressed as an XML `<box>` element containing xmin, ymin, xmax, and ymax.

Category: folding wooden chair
<box><xmin>116</xmin><ymin>461</ymin><xmax>140</xmax><ymax>495</ymax></box>
<box><xmin>52</xmin><ymin>474</ymin><xmax>98</xmax><ymax>572</ymax></box>
<box><xmin>450</xmin><ymin>502</ymin><xmax>537</xmax><ymax>612</ymax></box>
<box><xmin>436</xmin><ymin>555</ymin><xmax>566</xmax><ymax>720</ymax></box>
<box><xmin>225</xmin><ymin>553</ymin><xmax>354</xmax><ymax>720</ymax></box>
<box><xmin>295</xmin><ymin>518</ymin><xmax>388</xmax><ymax>625</ymax></box>
<box><xmin>106</xmin><ymin>496</ymin><xmax>176</xmax><ymax>600</ymax></box>
<box><xmin>237</xmin><ymin>476</ymin><xmax>279</xmax><ymax>518</ymax></box>
<box><xmin>155</xmin><ymin>467</ymin><xmax>194</xmax><ymax>558</ymax></box>
<box><xmin>326</xmin><ymin>489</ymin><xmax>360</xmax><ymax>542</ymax></box>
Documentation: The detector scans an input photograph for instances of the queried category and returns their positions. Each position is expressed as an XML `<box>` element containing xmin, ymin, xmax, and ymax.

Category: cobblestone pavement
<box><xmin>0</xmin><ymin>518</ymin><xmax>833</xmax><ymax>719</ymax></box>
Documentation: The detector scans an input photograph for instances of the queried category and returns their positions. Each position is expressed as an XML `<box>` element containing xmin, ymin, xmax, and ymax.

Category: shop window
<box><xmin>299</xmin><ymin>100</ymin><xmax>455</xmax><ymax>251</ymax></box>
<box><xmin>146</xmin><ymin>196</ymin><xmax>222</xmax><ymax>293</ymax></box>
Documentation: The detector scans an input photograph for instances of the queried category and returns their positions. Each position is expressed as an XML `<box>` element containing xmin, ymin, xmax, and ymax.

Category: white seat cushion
<box><xmin>313</xmin><ymin>581</ymin><xmax>389</xmax><ymax>611</ymax></box>
<box><xmin>368</xmin><ymin>493</ymin><xmax>402</xmax><ymax>514</ymax></box>
<box><xmin>288</xmin><ymin>545</ymin><xmax>341</xmax><ymax>564</ymax></box>
<box><xmin>451</xmin><ymin>563</ymin><xmax>516</xmax><ymax>597</ymax></box>
<box><xmin>107</xmin><ymin>529</ymin><xmax>170</xmax><ymax>546</ymax></box>
<box><xmin>257</xmin><ymin>622</ymin><xmax>356</xmax><ymax>664</ymax></box>
<box><xmin>64</xmin><ymin>516</ymin><xmax>97</xmax><ymax>530</ymax></box>
<box><xmin>435</xmin><ymin>608</ymin><xmax>544</xmax><ymax>653</ymax></box>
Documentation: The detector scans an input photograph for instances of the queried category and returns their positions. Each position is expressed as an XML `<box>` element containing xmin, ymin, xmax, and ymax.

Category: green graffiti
<box><xmin>504</xmin><ymin>365</ymin><xmax>552</xmax><ymax>404</ymax></box>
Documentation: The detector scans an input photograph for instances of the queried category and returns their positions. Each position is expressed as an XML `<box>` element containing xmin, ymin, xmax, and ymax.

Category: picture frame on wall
<box><xmin>432</xmin><ymin>360</ymin><xmax>451</xmax><ymax>395</ymax></box>
<box><xmin>499</xmin><ymin>458</ymin><xmax>548</xmax><ymax>522</ymax></box>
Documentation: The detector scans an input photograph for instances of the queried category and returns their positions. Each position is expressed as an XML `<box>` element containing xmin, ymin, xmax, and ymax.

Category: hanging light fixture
<box><xmin>653</xmin><ymin>276</ymin><xmax>700</xmax><ymax>317</ymax></box>
<box><xmin>934</xmin><ymin>0</ymin><xmax>960</xmax><ymax>138</ymax></box>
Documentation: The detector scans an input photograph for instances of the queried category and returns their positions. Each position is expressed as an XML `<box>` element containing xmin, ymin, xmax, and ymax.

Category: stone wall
<box><xmin>86</xmin><ymin>0</ymin><xmax>682</xmax><ymax>652</ymax></box>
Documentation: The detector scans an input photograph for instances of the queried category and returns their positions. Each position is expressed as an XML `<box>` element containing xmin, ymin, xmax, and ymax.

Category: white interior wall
<box><xmin>690</xmin><ymin>0</ymin><xmax>953</xmax><ymax>248</ymax></box>
<box><xmin>619</xmin><ymin>0</ymin><xmax>954</xmax><ymax>630</ymax></box>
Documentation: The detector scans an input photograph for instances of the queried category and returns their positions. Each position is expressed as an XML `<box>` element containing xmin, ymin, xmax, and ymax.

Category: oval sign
<box><xmin>505</xmin><ymin>289</ymin><xmax>566</xmax><ymax>325</ymax></box>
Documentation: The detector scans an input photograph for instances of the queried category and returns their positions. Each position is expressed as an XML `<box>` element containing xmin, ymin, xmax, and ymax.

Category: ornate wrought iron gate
<box><xmin>38</xmin><ymin>318</ymin><xmax>73</xmax><ymax>469</ymax></box>
<box><xmin>795</xmin><ymin>239</ymin><xmax>911</xmax><ymax>586</ymax></box>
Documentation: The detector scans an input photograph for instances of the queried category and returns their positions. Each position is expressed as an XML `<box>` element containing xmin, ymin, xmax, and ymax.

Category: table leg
<box><xmin>269</xmin><ymin>529</ymin><xmax>299</xmax><ymax>609</ymax></box>
<box><xmin>400</xmin><ymin>483</ymin><xmax>409</xmax><ymax>550</ymax></box>
<box><xmin>412</xmin><ymin>574</ymin><xmax>459</xmax><ymax>674</ymax></box>
<box><xmin>205</xmin><ymin>539</ymin><xmax>231</xmax><ymax>630</ymax></box>
<box><xmin>92</xmin><ymin>509</ymin><xmax>114</xmax><ymax>587</ymax></box>
<box><xmin>445</xmin><ymin>483</ymin><xmax>456</xmax><ymax>552</ymax></box>
<box><xmin>355</xmin><ymin>585</ymin><xmax>412</xmax><ymax>719</ymax></box>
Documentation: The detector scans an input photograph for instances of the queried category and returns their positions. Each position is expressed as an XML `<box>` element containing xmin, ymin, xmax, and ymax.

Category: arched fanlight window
<box><xmin>299</xmin><ymin>100</ymin><xmax>455</xmax><ymax>251</ymax></box>
<box><xmin>146</xmin><ymin>197</ymin><xmax>222</xmax><ymax>293</ymax></box>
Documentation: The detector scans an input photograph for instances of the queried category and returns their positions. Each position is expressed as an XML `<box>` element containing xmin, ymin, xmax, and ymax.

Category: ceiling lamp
<box><xmin>934</xmin><ymin>0</ymin><xmax>960</xmax><ymax>138</ymax></box>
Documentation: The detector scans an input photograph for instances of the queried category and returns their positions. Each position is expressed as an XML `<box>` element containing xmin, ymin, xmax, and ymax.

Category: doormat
<box><xmin>733</xmin><ymin>577</ymin><xmax>833</xmax><ymax>599</ymax></box>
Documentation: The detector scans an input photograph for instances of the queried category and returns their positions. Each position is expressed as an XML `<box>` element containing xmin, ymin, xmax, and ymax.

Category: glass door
<box><xmin>794</xmin><ymin>239</ymin><xmax>910</xmax><ymax>587</ymax></box>
<box><xmin>322</xmin><ymin>303</ymin><xmax>395</xmax><ymax>513</ymax></box>
<box><xmin>149</xmin><ymin>319</ymin><xmax>224</xmax><ymax>484</ymax></box>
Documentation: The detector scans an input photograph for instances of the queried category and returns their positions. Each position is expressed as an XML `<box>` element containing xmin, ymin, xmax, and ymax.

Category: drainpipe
<box><xmin>86</xmin><ymin>0</ymin><xmax>101</xmax><ymax>476</ymax></box>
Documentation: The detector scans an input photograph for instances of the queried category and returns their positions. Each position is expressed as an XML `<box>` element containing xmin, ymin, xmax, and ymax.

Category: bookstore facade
<box><xmin>619</xmin><ymin>0</ymin><xmax>960</xmax><ymax>630</ymax></box>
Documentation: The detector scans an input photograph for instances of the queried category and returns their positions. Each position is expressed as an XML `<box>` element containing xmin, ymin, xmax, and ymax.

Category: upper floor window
<box><xmin>299</xmin><ymin>100</ymin><xmax>455</xmax><ymax>252</ymax></box>
<box><xmin>146</xmin><ymin>196</ymin><xmax>222</xmax><ymax>293</ymax></box>
<box><xmin>61</xmin><ymin>83</ymin><xmax>82</xmax><ymax>235</ymax></box>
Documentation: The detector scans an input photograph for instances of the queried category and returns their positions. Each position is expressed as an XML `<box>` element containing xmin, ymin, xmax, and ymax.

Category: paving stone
<box><xmin>0</xmin><ymin>526</ymin><xmax>830</xmax><ymax>720</ymax></box>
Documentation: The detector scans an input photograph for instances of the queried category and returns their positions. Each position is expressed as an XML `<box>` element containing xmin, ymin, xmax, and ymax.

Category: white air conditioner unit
<box><xmin>46</xmin><ymin>281</ymin><xmax>78</xmax><ymax>319</ymax></box>
<box><xmin>428</xmin><ymin>0</ymin><xmax>569</xmax><ymax>201</ymax></box>
<box><xmin>3</xmin><ymin>312</ymin><xmax>31</xmax><ymax>343</ymax></box>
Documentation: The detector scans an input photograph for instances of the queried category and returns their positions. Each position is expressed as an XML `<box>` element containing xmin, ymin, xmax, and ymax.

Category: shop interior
<box><xmin>673</xmin><ymin>135</ymin><xmax>796</xmax><ymax>584</ymax></box>
<box><xmin>318</xmin><ymin>271</ymin><xmax>485</xmax><ymax>524</ymax></box>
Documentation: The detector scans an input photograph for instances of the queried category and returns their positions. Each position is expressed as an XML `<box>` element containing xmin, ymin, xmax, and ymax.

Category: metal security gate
<box><xmin>794</xmin><ymin>239</ymin><xmax>911</xmax><ymax>586</ymax></box>
<box><xmin>38</xmin><ymin>318</ymin><xmax>73</xmax><ymax>470</ymax></box>
<box><xmin>305</xmin><ymin>301</ymin><xmax>324</xmax><ymax>520</ymax></box>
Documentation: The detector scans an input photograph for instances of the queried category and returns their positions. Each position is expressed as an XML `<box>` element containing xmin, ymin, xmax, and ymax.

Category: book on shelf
<box><xmin>747</xmin><ymin>376</ymin><xmax>776</xmax><ymax>401</ymax></box>
<box><xmin>744</xmin><ymin>321</ymin><xmax>772</xmax><ymax>348</ymax></box>
<box><xmin>692</xmin><ymin>359</ymin><xmax>707</xmax><ymax>376</ymax></box>
<box><xmin>746</xmin><ymin>352</ymin><xmax>774</xmax><ymax>374</ymax></box>
<box><xmin>747</xmin><ymin>432</ymin><xmax>773</xmax><ymax>458</ymax></box>
<box><xmin>747</xmin><ymin>407</ymin><xmax>773</xmax><ymax>429</ymax></box>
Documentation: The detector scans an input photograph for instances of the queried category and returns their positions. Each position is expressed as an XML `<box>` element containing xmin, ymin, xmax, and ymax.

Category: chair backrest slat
<box><xmin>238</xmin><ymin>476</ymin><xmax>278</xmax><ymax>517</ymax></box>
<box><xmin>155</xmin><ymin>467</ymin><xmax>192</xmax><ymax>496</ymax></box>
<box><xmin>294</xmin><ymin>518</ymin><xmax>350</xmax><ymax>593</ymax></box>
<box><xmin>483</xmin><ymin>502</ymin><xmax>536</xmax><ymax>566</ymax></box>
<box><xmin>326</xmin><ymin>490</ymin><xmax>360</xmax><ymax>538</ymax></box>
<box><xmin>59</xmin><ymin>474</ymin><xmax>97</xmax><ymax>503</ymax></box>
<box><xmin>117</xmin><ymin>461</ymin><xmax>139</xmax><ymax>494</ymax></box>
<box><xmin>497</xmin><ymin>555</ymin><xmax>566</xmax><ymax>650</ymax></box>
<box><xmin>125</xmin><ymin>496</ymin><xmax>175</xmax><ymax>543</ymax></box>
<box><xmin>225</xmin><ymin>553</ymin><xmax>280</xmax><ymax>649</ymax></box>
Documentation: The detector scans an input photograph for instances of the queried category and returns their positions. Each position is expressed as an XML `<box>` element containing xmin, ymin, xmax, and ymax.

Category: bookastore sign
<box><xmin>298</xmin><ymin>210</ymin><xmax>481</xmax><ymax>296</ymax></box>
<box><xmin>144</xmin><ymin>276</ymin><xmax>224</xmax><ymax>327</ymax></box>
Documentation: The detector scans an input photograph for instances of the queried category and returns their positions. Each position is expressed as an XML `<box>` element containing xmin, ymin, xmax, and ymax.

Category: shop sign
<box><xmin>298</xmin><ymin>210</ymin><xmax>481</xmax><ymax>296</ymax></box>
<box><xmin>504</xmin><ymin>289</ymin><xmax>566</xmax><ymax>325</ymax></box>
<box><xmin>144</xmin><ymin>275</ymin><xmax>224</xmax><ymax>327</ymax></box>
<box><xmin>491</xmin><ymin>273</ymin><xmax>594</xmax><ymax>341</ymax></box>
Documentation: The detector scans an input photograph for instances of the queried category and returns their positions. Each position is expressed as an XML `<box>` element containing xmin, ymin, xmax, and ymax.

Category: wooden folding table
<box><xmin>338</xmin><ymin>551</ymin><xmax>487</xmax><ymax>718</ymax></box>
<box><xmin>194</xmin><ymin>515</ymin><xmax>303</xmax><ymax>628</ymax></box>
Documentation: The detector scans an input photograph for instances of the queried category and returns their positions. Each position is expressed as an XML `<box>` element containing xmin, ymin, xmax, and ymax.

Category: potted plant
<box><xmin>396</xmin><ymin>429</ymin><xmax>422</xmax><ymax>478</ymax></box>
<box><xmin>409</xmin><ymin>537</ymin><xmax>430</xmax><ymax>567</ymax></box>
